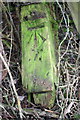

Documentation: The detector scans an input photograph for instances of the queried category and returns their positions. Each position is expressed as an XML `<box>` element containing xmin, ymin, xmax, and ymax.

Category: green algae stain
<box><xmin>21</xmin><ymin>3</ymin><xmax>58</xmax><ymax>108</ymax></box>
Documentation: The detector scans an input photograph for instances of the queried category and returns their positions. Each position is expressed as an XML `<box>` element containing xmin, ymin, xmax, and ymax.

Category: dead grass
<box><xmin>0</xmin><ymin>2</ymin><xmax>79</xmax><ymax>120</ymax></box>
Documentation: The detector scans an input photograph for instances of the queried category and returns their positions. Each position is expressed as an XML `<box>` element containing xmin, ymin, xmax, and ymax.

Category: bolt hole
<box><xmin>39</xmin><ymin>57</ymin><xmax>42</xmax><ymax>61</ymax></box>
<box><xmin>29</xmin><ymin>59</ymin><xmax>31</xmax><ymax>61</ymax></box>
<box><xmin>46</xmin><ymin>72</ymin><xmax>49</xmax><ymax>76</ymax></box>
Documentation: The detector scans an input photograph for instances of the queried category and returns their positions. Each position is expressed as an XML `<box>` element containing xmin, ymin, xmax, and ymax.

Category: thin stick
<box><xmin>0</xmin><ymin>6</ymin><xmax>2</xmax><ymax>119</ymax></box>
<box><xmin>0</xmin><ymin>35</ymin><xmax>2</xmax><ymax>120</ymax></box>
<box><xmin>0</xmin><ymin>53</ymin><xmax>23</xmax><ymax>119</ymax></box>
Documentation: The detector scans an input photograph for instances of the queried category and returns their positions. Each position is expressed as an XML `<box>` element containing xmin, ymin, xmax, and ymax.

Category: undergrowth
<box><xmin>0</xmin><ymin>2</ymin><xmax>79</xmax><ymax>120</ymax></box>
